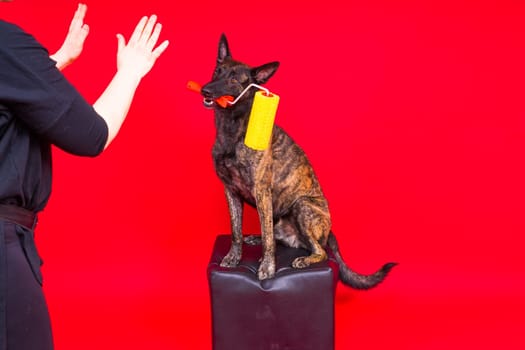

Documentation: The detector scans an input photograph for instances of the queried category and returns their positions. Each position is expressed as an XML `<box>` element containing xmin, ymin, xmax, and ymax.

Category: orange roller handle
<box><xmin>187</xmin><ymin>80</ymin><xmax>234</xmax><ymax>108</ymax></box>
<box><xmin>187</xmin><ymin>80</ymin><xmax>202</xmax><ymax>93</ymax></box>
<box><xmin>216</xmin><ymin>95</ymin><xmax>234</xmax><ymax>108</ymax></box>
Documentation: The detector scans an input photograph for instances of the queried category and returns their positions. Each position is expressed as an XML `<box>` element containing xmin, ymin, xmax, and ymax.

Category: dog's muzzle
<box><xmin>203</xmin><ymin>98</ymin><xmax>215</xmax><ymax>108</ymax></box>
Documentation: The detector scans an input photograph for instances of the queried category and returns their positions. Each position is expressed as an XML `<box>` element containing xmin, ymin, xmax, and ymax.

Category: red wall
<box><xmin>3</xmin><ymin>0</ymin><xmax>525</xmax><ymax>349</ymax></box>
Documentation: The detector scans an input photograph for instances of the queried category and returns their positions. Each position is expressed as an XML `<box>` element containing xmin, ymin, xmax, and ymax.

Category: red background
<box><xmin>3</xmin><ymin>0</ymin><xmax>525</xmax><ymax>349</ymax></box>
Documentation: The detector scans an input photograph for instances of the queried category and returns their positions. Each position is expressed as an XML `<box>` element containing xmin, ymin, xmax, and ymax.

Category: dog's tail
<box><xmin>327</xmin><ymin>231</ymin><xmax>397</xmax><ymax>290</ymax></box>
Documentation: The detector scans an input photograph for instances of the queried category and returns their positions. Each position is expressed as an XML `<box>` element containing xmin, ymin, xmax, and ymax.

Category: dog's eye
<box><xmin>230</xmin><ymin>78</ymin><xmax>238</xmax><ymax>84</ymax></box>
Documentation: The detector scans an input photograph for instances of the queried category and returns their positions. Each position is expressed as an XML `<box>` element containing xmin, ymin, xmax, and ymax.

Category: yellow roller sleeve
<box><xmin>244</xmin><ymin>91</ymin><xmax>280</xmax><ymax>151</ymax></box>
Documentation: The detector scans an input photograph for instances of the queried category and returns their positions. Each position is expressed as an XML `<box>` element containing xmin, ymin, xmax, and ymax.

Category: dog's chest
<box><xmin>212</xmin><ymin>141</ymin><xmax>264</xmax><ymax>203</ymax></box>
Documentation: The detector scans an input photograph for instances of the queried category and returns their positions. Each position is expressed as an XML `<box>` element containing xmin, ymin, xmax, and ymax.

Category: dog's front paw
<box><xmin>220</xmin><ymin>252</ymin><xmax>241</xmax><ymax>267</ymax></box>
<box><xmin>258</xmin><ymin>258</ymin><xmax>276</xmax><ymax>280</ymax></box>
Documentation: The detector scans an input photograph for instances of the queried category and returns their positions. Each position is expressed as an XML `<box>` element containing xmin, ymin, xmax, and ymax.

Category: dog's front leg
<box><xmin>221</xmin><ymin>188</ymin><xmax>244</xmax><ymax>267</ymax></box>
<box><xmin>256</xmin><ymin>186</ymin><xmax>274</xmax><ymax>280</ymax></box>
<box><xmin>255</xmin><ymin>182</ymin><xmax>275</xmax><ymax>280</ymax></box>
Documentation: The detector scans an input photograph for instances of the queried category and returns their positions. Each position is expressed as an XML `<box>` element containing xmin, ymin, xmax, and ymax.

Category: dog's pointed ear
<box><xmin>217</xmin><ymin>33</ymin><xmax>231</xmax><ymax>64</ymax></box>
<box><xmin>252</xmin><ymin>62</ymin><xmax>280</xmax><ymax>84</ymax></box>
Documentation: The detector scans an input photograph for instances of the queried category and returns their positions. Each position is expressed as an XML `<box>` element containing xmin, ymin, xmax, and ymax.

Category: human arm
<box><xmin>93</xmin><ymin>14</ymin><xmax>169</xmax><ymax>149</ymax></box>
<box><xmin>49</xmin><ymin>3</ymin><xmax>89</xmax><ymax>71</ymax></box>
<box><xmin>0</xmin><ymin>14</ymin><xmax>168</xmax><ymax>156</ymax></box>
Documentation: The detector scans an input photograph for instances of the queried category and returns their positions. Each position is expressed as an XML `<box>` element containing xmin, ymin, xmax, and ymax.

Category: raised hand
<box><xmin>115</xmin><ymin>15</ymin><xmax>170</xmax><ymax>80</ymax></box>
<box><xmin>93</xmin><ymin>14</ymin><xmax>169</xmax><ymax>148</ymax></box>
<box><xmin>50</xmin><ymin>3</ymin><xmax>90</xmax><ymax>70</ymax></box>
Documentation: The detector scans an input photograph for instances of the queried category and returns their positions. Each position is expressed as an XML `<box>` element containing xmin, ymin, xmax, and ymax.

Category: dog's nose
<box><xmin>201</xmin><ymin>85</ymin><xmax>213</xmax><ymax>98</ymax></box>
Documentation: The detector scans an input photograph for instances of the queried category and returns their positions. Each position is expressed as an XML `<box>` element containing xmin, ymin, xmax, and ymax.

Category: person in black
<box><xmin>0</xmin><ymin>3</ymin><xmax>169</xmax><ymax>349</ymax></box>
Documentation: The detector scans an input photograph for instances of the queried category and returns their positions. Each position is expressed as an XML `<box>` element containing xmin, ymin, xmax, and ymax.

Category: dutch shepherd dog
<box><xmin>199</xmin><ymin>34</ymin><xmax>396</xmax><ymax>289</ymax></box>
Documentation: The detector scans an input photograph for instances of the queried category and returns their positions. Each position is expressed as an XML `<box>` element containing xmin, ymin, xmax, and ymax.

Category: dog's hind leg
<box><xmin>274</xmin><ymin>216</ymin><xmax>308</xmax><ymax>249</ymax></box>
<box><xmin>221</xmin><ymin>188</ymin><xmax>244</xmax><ymax>267</ymax></box>
<box><xmin>292</xmin><ymin>235</ymin><xmax>327</xmax><ymax>268</ymax></box>
<box><xmin>290</xmin><ymin>196</ymin><xmax>331</xmax><ymax>268</ymax></box>
<box><xmin>244</xmin><ymin>216</ymin><xmax>306</xmax><ymax>248</ymax></box>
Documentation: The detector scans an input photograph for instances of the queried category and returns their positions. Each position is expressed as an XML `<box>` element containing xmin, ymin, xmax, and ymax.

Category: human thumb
<box><xmin>116</xmin><ymin>33</ymin><xmax>125</xmax><ymax>54</ymax></box>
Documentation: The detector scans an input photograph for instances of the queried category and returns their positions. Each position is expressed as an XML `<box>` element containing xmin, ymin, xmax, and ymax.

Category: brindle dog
<box><xmin>201</xmin><ymin>34</ymin><xmax>396</xmax><ymax>289</ymax></box>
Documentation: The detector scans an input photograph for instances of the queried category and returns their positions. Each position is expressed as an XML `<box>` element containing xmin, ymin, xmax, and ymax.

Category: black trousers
<box><xmin>1</xmin><ymin>221</ymin><xmax>53</xmax><ymax>350</ymax></box>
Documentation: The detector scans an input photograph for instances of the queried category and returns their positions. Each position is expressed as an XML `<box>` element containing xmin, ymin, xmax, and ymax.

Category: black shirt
<box><xmin>0</xmin><ymin>19</ymin><xmax>109</xmax><ymax>212</ymax></box>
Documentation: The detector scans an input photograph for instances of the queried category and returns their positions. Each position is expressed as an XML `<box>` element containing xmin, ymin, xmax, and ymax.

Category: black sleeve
<box><xmin>0</xmin><ymin>20</ymin><xmax>108</xmax><ymax>156</ymax></box>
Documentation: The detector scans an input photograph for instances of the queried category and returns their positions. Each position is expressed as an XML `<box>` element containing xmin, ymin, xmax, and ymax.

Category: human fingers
<box><xmin>69</xmin><ymin>3</ymin><xmax>87</xmax><ymax>32</ymax></box>
<box><xmin>145</xmin><ymin>22</ymin><xmax>162</xmax><ymax>51</ymax></box>
<box><xmin>151</xmin><ymin>39</ymin><xmax>170</xmax><ymax>60</ymax></box>
<box><xmin>68</xmin><ymin>3</ymin><xmax>89</xmax><ymax>44</ymax></box>
<box><xmin>128</xmin><ymin>16</ymin><xmax>148</xmax><ymax>45</ymax></box>
<box><xmin>138</xmin><ymin>15</ymin><xmax>158</xmax><ymax>46</ymax></box>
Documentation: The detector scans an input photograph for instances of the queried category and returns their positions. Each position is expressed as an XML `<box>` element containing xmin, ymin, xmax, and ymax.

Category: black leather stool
<box><xmin>207</xmin><ymin>235</ymin><xmax>339</xmax><ymax>350</ymax></box>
